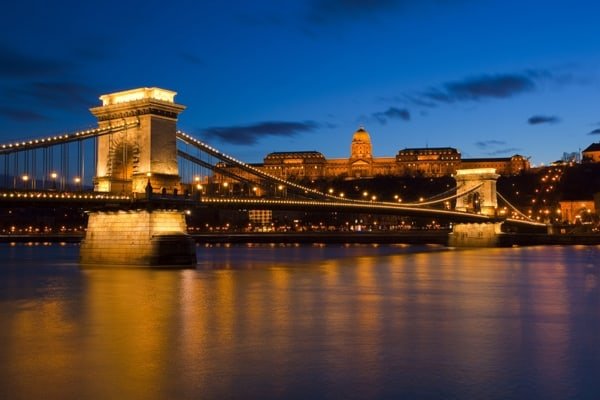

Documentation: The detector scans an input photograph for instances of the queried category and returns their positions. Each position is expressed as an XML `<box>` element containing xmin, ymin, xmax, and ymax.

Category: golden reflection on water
<box><xmin>1</xmin><ymin>245</ymin><xmax>598</xmax><ymax>399</ymax></box>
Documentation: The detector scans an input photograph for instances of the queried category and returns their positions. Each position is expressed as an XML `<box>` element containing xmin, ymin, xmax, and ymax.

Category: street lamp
<box><xmin>21</xmin><ymin>175</ymin><xmax>29</xmax><ymax>190</ymax></box>
<box><xmin>74</xmin><ymin>177</ymin><xmax>81</xmax><ymax>191</ymax></box>
<box><xmin>50</xmin><ymin>172</ymin><xmax>58</xmax><ymax>190</ymax></box>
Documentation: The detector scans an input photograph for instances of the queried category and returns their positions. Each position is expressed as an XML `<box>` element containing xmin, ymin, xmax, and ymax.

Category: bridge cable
<box><xmin>496</xmin><ymin>191</ymin><xmax>534</xmax><ymax>221</ymax></box>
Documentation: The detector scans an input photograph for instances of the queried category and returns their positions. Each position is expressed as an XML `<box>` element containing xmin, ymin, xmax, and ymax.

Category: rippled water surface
<box><xmin>1</xmin><ymin>243</ymin><xmax>599</xmax><ymax>399</ymax></box>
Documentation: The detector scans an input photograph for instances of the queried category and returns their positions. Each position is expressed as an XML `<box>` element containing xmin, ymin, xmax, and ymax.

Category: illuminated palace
<box><xmin>258</xmin><ymin>127</ymin><xmax>529</xmax><ymax>180</ymax></box>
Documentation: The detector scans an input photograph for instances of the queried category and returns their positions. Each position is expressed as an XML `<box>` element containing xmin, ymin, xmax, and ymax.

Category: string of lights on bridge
<box><xmin>0</xmin><ymin>124</ymin><xmax>542</xmax><ymax>226</ymax></box>
<box><xmin>176</xmin><ymin>130</ymin><xmax>473</xmax><ymax>209</ymax></box>
<box><xmin>0</xmin><ymin>120</ymin><xmax>139</xmax><ymax>154</ymax></box>
<box><xmin>0</xmin><ymin>191</ymin><xmax>131</xmax><ymax>201</ymax></box>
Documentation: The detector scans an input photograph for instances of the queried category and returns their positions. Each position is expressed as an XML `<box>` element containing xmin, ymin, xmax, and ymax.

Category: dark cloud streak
<box><xmin>5</xmin><ymin>82</ymin><xmax>98</xmax><ymax>109</ymax></box>
<box><xmin>588</xmin><ymin>128</ymin><xmax>600</xmax><ymax>135</ymax></box>
<box><xmin>528</xmin><ymin>115</ymin><xmax>560</xmax><ymax>125</ymax></box>
<box><xmin>402</xmin><ymin>69</ymin><xmax>579</xmax><ymax>109</ymax></box>
<box><xmin>201</xmin><ymin>121</ymin><xmax>320</xmax><ymax>145</ymax></box>
<box><xmin>373</xmin><ymin>107</ymin><xmax>410</xmax><ymax>124</ymax></box>
<box><xmin>475</xmin><ymin>140</ymin><xmax>506</xmax><ymax>149</ymax></box>
<box><xmin>485</xmin><ymin>147</ymin><xmax>521</xmax><ymax>156</ymax></box>
<box><xmin>422</xmin><ymin>74</ymin><xmax>536</xmax><ymax>103</ymax></box>
<box><xmin>0</xmin><ymin>107</ymin><xmax>49</xmax><ymax>122</ymax></box>
<box><xmin>0</xmin><ymin>43</ymin><xmax>71</xmax><ymax>78</ymax></box>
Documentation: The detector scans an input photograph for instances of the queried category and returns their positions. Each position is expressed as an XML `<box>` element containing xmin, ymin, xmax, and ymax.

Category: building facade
<box><xmin>256</xmin><ymin>127</ymin><xmax>529</xmax><ymax>180</ymax></box>
<box><xmin>582</xmin><ymin>143</ymin><xmax>600</xmax><ymax>163</ymax></box>
<box><xmin>214</xmin><ymin>127</ymin><xmax>529</xmax><ymax>185</ymax></box>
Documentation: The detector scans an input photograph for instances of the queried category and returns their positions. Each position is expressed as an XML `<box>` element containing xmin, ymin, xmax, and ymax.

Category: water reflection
<box><xmin>0</xmin><ymin>244</ymin><xmax>599</xmax><ymax>399</ymax></box>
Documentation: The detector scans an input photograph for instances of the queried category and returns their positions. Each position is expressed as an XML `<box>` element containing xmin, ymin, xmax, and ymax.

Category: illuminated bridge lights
<box><xmin>0</xmin><ymin>121</ymin><xmax>139</xmax><ymax>154</ymax></box>
<box><xmin>182</xmin><ymin>128</ymin><xmax>470</xmax><ymax>208</ymax></box>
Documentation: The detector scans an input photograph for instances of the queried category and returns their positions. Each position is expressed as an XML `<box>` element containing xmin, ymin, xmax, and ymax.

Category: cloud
<box><xmin>0</xmin><ymin>43</ymin><xmax>71</xmax><ymax>78</ymax></box>
<box><xmin>5</xmin><ymin>81</ymin><xmax>98</xmax><ymax>109</ymax></box>
<box><xmin>402</xmin><ymin>68</ymin><xmax>585</xmax><ymax>109</ymax></box>
<box><xmin>401</xmin><ymin>94</ymin><xmax>438</xmax><ymax>108</ymax></box>
<box><xmin>201</xmin><ymin>121</ymin><xmax>320</xmax><ymax>145</ymax></box>
<box><xmin>475</xmin><ymin>140</ymin><xmax>506</xmax><ymax>149</ymax></box>
<box><xmin>472</xmin><ymin>140</ymin><xmax>520</xmax><ymax>155</ymax></box>
<box><xmin>422</xmin><ymin>74</ymin><xmax>536</xmax><ymax>103</ymax></box>
<box><xmin>588</xmin><ymin>128</ymin><xmax>600</xmax><ymax>135</ymax></box>
<box><xmin>373</xmin><ymin>107</ymin><xmax>410</xmax><ymax>124</ymax></box>
<box><xmin>485</xmin><ymin>147</ymin><xmax>521</xmax><ymax>156</ymax></box>
<box><xmin>0</xmin><ymin>107</ymin><xmax>49</xmax><ymax>122</ymax></box>
<box><xmin>527</xmin><ymin>115</ymin><xmax>560</xmax><ymax>125</ymax></box>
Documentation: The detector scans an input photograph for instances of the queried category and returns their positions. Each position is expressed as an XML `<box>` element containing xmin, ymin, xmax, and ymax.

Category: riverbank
<box><xmin>0</xmin><ymin>234</ymin><xmax>84</xmax><ymax>243</ymax></box>
<box><xmin>192</xmin><ymin>231</ymin><xmax>450</xmax><ymax>245</ymax></box>
<box><xmin>2</xmin><ymin>230</ymin><xmax>600</xmax><ymax>246</ymax></box>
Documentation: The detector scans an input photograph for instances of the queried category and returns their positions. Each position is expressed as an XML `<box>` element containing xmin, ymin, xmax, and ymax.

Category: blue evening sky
<box><xmin>1</xmin><ymin>0</ymin><xmax>599</xmax><ymax>165</ymax></box>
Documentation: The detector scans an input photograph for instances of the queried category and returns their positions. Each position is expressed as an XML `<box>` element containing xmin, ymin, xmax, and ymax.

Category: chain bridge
<box><xmin>0</xmin><ymin>87</ymin><xmax>546</xmax><ymax>266</ymax></box>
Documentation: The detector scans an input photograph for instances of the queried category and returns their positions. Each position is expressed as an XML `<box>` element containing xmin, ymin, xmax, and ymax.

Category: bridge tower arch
<box><xmin>90</xmin><ymin>87</ymin><xmax>185</xmax><ymax>194</ymax></box>
<box><xmin>454</xmin><ymin>168</ymin><xmax>499</xmax><ymax>217</ymax></box>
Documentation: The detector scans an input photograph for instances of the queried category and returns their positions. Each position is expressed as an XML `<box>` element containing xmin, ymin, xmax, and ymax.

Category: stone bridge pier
<box><xmin>81</xmin><ymin>88</ymin><xmax>196</xmax><ymax>267</ymax></box>
<box><xmin>449</xmin><ymin>168</ymin><xmax>503</xmax><ymax>247</ymax></box>
<box><xmin>454</xmin><ymin>168</ymin><xmax>499</xmax><ymax>216</ymax></box>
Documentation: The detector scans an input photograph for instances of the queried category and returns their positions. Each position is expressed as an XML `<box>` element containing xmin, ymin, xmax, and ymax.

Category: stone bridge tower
<box><xmin>90</xmin><ymin>87</ymin><xmax>185</xmax><ymax>194</ymax></box>
<box><xmin>454</xmin><ymin>168</ymin><xmax>499</xmax><ymax>217</ymax></box>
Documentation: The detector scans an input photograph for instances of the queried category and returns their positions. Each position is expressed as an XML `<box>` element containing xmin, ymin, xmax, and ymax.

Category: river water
<box><xmin>1</xmin><ymin>243</ymin><xmax>599</xmax><ymax>399</ymax></box>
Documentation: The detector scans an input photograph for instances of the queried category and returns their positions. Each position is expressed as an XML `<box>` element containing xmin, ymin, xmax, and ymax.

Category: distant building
<box><xmin>217</xmin><ymin>126</ymin><xmax>530</xmax><ymax>182</ymax></box>
<box><xmin>460</xmin><ymin>155</ymin><xmax>529</xmax><ymax>176</ymax></box>
<box><xmin>582</xmin><ymin>143</ymin><xmax>600</xmax><ymax>163</ymax></box>
<box><xmin>559</xmin><ymin>200</ymin><xmax>595</xmax><ymax>224</ymax></box>
<box><xmin>248</xmin><ymin>209</ymin><xmax>272</xmax><ymax>226</ymax></box>
<box><xmin>562</xmin><ymin>151</ymin><xmax>580</xmax><ymax>163</ymax></box>
<box><xmin>395</xmin><ymin>147</ymin><xmax>460</xmax><ymax>177</ymax></box>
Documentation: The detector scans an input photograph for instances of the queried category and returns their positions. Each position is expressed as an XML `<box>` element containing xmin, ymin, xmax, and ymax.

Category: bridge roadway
<box><xmin>0</xmin><ymin>190</ymin><xmax>546</xmax><ymax>228</ymax></box>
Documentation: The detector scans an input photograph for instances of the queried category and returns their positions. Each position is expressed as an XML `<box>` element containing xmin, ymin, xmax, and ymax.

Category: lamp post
<box><xmin>74</xmin><ymin>177</ymin><xmax>81</xmax><ymax>191</ymax></box>
<box><xmin>223</xmin><ymin>181</ymin><xmax>229</xmax><ymax>196</ymax></box>
<box><xmin>21</xmin><ymin>175</ymin><xmax>29</xmax><ymax>190</ymax></box>
<box><xmin>194</xmin><ymin>176</ymin><xmax>200</xmax><ymax>195</ymax></box>
<box><xmin>50</xmin><ymin>172</ymin><xmax>58</xmax><ymax>191</ymax></box>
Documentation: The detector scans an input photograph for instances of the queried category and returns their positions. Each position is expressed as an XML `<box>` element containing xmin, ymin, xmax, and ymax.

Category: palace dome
<box><xmin>352</xmin><ymin>126</ymin><xmax>371</xmax><ymax>143</ymax></box>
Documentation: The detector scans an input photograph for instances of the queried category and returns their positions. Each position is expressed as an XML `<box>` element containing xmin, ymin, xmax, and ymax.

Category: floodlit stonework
<box><xmin>235</xmin><ymin>126</ymin><xmax>529</xmax><ymax>182</ymax></box>
<box><xmin>80</xmin><ymin>210</ymin><xmax>196</xmax><ymax>266</ymax></box>
<box><xmin>90</xmin><ymin>87</ymin><xmax>185</xmax><ymax>194</ymax></box>
<box><xmin>448</xmin><ymin>222</ymin><xmax>504</xmax><ymax>247</ymax></box>
<box><xmin>454</xmin><ymin>168</ymin><xmax>500</xmax><ymax>216</ymax></box>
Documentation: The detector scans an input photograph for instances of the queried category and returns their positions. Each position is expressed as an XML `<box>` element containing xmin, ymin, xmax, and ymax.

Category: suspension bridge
<box><xmin>0</xmin><ymin>87</ymin><xmax>546</xmax><ymax>266</ymax></box>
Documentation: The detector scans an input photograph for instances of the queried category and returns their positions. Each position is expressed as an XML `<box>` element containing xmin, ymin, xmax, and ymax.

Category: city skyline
<box><xmin>1</xmin><ymin>1</ymin><xmax>600</xmax><ymax>166</ymax></box>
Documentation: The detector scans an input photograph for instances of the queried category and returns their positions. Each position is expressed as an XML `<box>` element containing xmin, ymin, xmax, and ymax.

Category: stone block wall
<box><xmin>448</xmin><ymin>222</ymin><xmax>504</xmax><ymax>247</ymax></box>
<box><xmin>80</xmin><ymin>210</ymin><xmax>196</xmax><ymax>266</ymax></box>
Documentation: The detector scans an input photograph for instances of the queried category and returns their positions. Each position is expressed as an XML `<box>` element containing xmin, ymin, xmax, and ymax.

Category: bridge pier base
<box><xmin>80</xmin><ymin>210</ymin><xmax>196</xmax><ymax>267</ymax></box>
<box><xmin>448</xmin><ymin>222</ymin><xmax>505</xmax><ymax>247</ymax></box>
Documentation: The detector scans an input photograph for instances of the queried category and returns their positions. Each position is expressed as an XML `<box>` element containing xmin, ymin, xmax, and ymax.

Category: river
<box><xmin>1</xmin><ymin>243</ymin><xmax>599</xmax><ymax>399</ymax></box>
